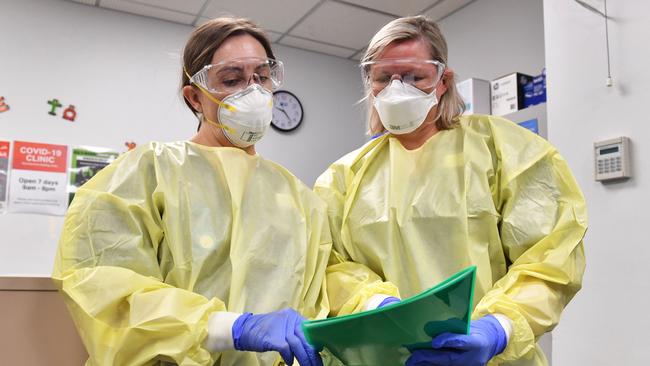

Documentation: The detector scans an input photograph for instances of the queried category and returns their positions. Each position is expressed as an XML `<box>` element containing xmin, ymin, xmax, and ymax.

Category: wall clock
<box><xmin>272</xmin><ymin>90</ymin><xmax>303</xmax><ymax>132</ymax></box>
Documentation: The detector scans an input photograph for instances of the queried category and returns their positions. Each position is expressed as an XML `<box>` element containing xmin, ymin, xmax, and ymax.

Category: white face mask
<box><xmin>373</xmin><ymin>80</ymin><xmax>438</xmax><ymax>135</ymax></box>
<box><xmin>216</xmin><ymin>84</ymin><xmax>273</xmax><ymax>147</ymax></box>
<box><xmin>199</xmin><ymin>83</ymin><xmax>273</xmax><ymax>148</ymax></box>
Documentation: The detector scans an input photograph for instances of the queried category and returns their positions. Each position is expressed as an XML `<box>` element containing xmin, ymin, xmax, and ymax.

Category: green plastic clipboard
<box><xmin>302</xmin><ymin>266</ymin><xmax>477</xmax><ymax>366</ymax></box>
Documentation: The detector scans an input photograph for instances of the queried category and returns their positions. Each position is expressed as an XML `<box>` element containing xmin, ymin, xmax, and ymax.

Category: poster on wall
<box><xmin>68</xmin><ymin>146</ymin><xmax>119</xmax><ymax>204</ymax></box>
<box><xmin>0</xmin><ymin>141</ymin><xmax>10</xmax><ymax>213</ymax></box>
<box><xmin>8</xmin><ymin>141</ymin><xmax>68</xmax><ymax>215</ymax></box>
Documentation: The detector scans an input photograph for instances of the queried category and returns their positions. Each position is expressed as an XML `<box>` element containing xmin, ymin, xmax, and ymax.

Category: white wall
<box><xmin>0</xmin><ymin>0</ymin><xmax>366</xmax><ymax>275</ymax></box>
<box><xmin>544</xmin><ymin>0</ymin><xmax>650</xmax><ymax>365</ymax></box>
<box><xmin>439</xmin><ymin>0</ymin><xmax>557</xmax><ymax>361</ymax></box>
<box><xmin>439</xmin><ymin>0</ymin><xmax>546</xmax><ymax>81</ymax></box>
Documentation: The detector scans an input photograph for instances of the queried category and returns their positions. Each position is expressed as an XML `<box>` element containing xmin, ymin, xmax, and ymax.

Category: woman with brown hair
<box><xmin>316</xmin><ymin>15</ymin><xmax>587</xmax><ymax>366</ymax></box>
<box><xmin>53</xmin><ymin>17</ymin><xmax>328</xmax><ymax>366</ymax></box>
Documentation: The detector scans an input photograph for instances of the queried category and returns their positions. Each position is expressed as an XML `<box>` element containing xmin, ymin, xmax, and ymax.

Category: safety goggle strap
<box><xmin>184</xmin><ymin>68</ymin><xmax>237</xmax><ymax>112</ymax></box>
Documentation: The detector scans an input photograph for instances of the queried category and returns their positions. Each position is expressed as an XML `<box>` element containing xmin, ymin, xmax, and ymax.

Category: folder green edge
<box><xmin>302</xmin><ymin>266</ymin><xmax>477</xmax><ymax>366</ymax></box>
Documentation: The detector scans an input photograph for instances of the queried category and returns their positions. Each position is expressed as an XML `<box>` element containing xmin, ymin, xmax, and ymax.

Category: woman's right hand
<box><xmin>232</xmin><ymin>308</ymin><xmax>323</xmax><ymax>366</ymax></box>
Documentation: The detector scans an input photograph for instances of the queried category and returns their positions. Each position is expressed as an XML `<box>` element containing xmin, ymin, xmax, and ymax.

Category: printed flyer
<box><xmin>0</xmin><ymin>141</ymin><xmax>9</xmax><ymax>213</ymax></box>
<box><xmin>8</xmin><ymin>141</ymin><xmax>68</xmax><ymax>215</ymax></box>
<box><xmin>68</xmin><ymin>146</ymin><xmax>118</xmax><ymax>204</ymax></box>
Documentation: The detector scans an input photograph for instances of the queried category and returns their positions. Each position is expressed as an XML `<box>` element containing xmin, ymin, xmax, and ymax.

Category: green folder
<box><xmin>302</xmin><ymin>266</ymin><xmax>476</xmax><ymax>366</ymax></box>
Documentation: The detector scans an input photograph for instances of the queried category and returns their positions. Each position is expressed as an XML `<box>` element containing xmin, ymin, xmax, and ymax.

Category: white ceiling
<box><xmin>67</xmin><ymin>0</ymin><xmax>477</xmax><ymax>60</ymax></box>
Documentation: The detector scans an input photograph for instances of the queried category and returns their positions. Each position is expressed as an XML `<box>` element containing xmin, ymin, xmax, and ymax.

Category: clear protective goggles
<box><xmin>189</xmin><ymin>57</ymin><xmax>284</xmax><ymax>95</ymax></box>
<box><xmin>361</xmin><ymin>58</ymin><xmax>445</xmax><ymax>92</ymax></box>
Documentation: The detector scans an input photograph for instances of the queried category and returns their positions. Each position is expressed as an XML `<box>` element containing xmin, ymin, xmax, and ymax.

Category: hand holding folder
<box><xmin>302</xmin><ymin>266</ymin><xmax>477</xmax><ymax>366</ymax></box>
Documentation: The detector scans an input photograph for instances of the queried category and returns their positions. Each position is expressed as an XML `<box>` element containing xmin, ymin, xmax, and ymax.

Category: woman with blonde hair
<box><xmin>315</xmin><ymin>15</ymin><xmax>586</xmax><ymax>366</ymax></box>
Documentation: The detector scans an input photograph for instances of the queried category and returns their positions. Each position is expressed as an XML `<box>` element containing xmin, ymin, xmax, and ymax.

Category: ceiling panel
<box><xmin>64</xmin><ymin>0</ymin><xmax>478</xmax><ymax>60</ymax></box>
<box><xmin>424</xmin><ymin>0</ymin><xmax>474</xmax><ymax>21</ymax></box>
<box><xmin>266</xmin><ymin>31</ymin><xmax>283</xmax><ymax>43</ymax></box>
<box><xmin>290</xmin><ymin>1</ymin><xmax>395</xmax><ymax>50</ymax></box>
<box><xmin>125</xmin><ymin>0</ymin><xmax>206</xmax><ymax>14</ymax></box>
<box><xmin>100</xmin><ymin>0</ymin><xmax>196</xmax><ymax>24</ymax></box>
<box><xmin>202</xmin><ymin>0</ymin><xmax>321</xmax><ymax>33</ymax></box>
<box><xmin>341</xmin><ymin>0</ymin><xmax>435</xmax><ymax>16</ymax></box>
<box><xmin>279</xmin><ymin>36</ymin><xmax>357</xmax><ymax>58</ymax></box>
<box><xmin>349</xmin><ymin>48</ymin><xmax>366</xmax><ymax>61</ymax></box>
<box><xmin>70</xmin><ymin>0</ymin><xmax>97</xmax><ymax>5</ymax></box>
<box><xmin>196</xmin><ymin>16</ymin><xmax>212</xmax><ymax>25</ymax></box>
<box><xmin>195</xmin><ymin>18</ymin><xmax>283</xmax><ymax>43</ymax></box>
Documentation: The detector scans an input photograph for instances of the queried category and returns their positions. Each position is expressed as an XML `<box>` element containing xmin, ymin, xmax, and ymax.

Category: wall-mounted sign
<box><xmin>8</xmin><ymin>141</ymin><xmax>68</xmax><ymax>215</ymax></box>
<box><xmin>0</xmin><ymin>141</ymin><xmax>10</xmax><ymax>213</ymax></box>
<box><xmin>68</xmin><ymin>146</ymin><xmax>118</xmax><ymax>204</ymax></box>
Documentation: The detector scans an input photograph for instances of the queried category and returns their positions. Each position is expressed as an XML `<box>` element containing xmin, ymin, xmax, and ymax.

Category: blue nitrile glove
<box><xmin>405</xmin><ymin>315</ymin><xmax>507</xmax><ymax>366</ymax></box>
<box><xmin>232</xmin><ymin>308</ymin><xmax>323</xmax><ymax>366</ymax></box>
<box><xmin>378</xmin><ymin>296</ymin><xmax>401</xmax><ymax>307</ymax></box>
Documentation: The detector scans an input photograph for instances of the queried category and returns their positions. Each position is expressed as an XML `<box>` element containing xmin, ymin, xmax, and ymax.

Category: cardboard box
<box><xmin>534</xmin><ymin>69</ymin><xmax>547</xmax><ymax>105</ymax></box>
<box><xmin>456</xmin><ymin>78</ymin><xmax>491</xmax><ymax>115</ymax></box>
<box><xmin>490</xmin><ymin>72</ymin><xmax>533</xmax><ymax>116</ymax></box>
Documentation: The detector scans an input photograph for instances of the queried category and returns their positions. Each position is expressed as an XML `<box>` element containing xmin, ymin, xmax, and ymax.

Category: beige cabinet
<box><xmin>0</xmin><ymin>277</ymin><xmax>87</xmax><ymax>365</ymax></box>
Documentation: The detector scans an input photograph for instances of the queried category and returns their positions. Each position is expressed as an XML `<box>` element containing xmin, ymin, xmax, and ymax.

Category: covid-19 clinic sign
<box><xmin>8</xmin><ymin>141</ymin><xmax>68</xmax><ymax>215</ymax></box>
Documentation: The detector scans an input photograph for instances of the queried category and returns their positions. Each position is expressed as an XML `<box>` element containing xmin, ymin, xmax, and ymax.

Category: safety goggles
<box><xmin>189</xmin><ymin>57</ymin><xmax>284</xmax><ymax>95</ymax></box>
<box><xmin>361</xmin><ymin>59</ymin><xmax>445</xmax><ymax>92</ymax></box>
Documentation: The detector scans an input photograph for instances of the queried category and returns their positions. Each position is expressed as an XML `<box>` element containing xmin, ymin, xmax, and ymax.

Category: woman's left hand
<box><xmin>405</xmin><ymin>315</ymin><xmax>507</xmax><ymax>366</ymax></box>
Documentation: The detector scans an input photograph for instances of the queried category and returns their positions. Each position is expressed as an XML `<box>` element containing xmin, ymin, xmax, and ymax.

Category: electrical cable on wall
<box><xmin>574</xmin><ymin>0</ymin><xmax>613</xmax><ymax>87</ymax></box>
<box><xmin>603</xmin><ymin>0</ymin><xmax>612</xmax><ymax>86</ymax></box>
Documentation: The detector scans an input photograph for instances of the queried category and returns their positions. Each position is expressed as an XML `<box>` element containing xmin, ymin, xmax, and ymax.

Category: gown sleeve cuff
<box><xmin>364</xmin><ymin>294</ymin><xmax>395</xmax><ymax>311</ymax></box>
<box><xmin>492</xmin><ymin>313</ymin><xmax>514</xmax><ymax>345</ymax></box>
<box><xmin>204</xmin><ymin>311</ymin><xmax>243</xmax><ymax>352</ymax></box>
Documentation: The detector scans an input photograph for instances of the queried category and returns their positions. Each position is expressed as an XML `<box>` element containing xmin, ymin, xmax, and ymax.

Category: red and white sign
<box><xmin>9</xmin><ymin>141</ymin><xmax>69</xmax><ymax>215</ymax></box>
<box><xmin>0</xmin><ymin>141</ymin><xmax>9</xmax><ymax>212</ymax></box>
<box><xmin>12</xmin><ymin>141</ymin><xmax>67</xmax><ymax>173</ymax></box>
<box><xmin>0</xmin><ymin>141</ymin><xmax>9</xmax><ymax>159</ymax></box>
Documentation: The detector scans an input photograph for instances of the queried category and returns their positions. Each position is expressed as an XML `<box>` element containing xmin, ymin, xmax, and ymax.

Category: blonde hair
<box><xmin>361</xmin><ymin>15</ymin><xmax>465</xmax><ymax>135</ymax></box>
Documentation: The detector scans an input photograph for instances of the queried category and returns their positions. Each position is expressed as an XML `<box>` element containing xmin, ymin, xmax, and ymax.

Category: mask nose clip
<box><xmin>376</xmin><ymin>76</ymin><xmax>404</xmax><ymax>94</ymax></box>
